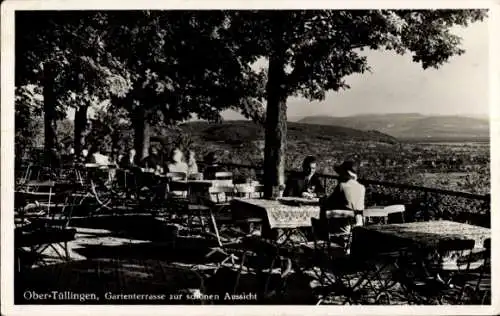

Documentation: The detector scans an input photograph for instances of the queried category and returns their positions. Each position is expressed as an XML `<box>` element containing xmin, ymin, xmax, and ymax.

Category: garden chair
<box><xmin>394</xmin><ymin>239</ymin><xmax>478</xmax><ymax>304</ymax></box>
<box><xmin>384</xmin><ymin>204</ymin><xmax>406</xmax><ymax>223</ymax></box>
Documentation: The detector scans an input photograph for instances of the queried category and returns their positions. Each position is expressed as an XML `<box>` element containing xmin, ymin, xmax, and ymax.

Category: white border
<box><xmin>2</xmin><ymin>1</ymin><xmax>499</xmax><ymax>315</ymax></box>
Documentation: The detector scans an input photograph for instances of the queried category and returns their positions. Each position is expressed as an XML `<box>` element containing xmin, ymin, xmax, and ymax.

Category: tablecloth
<box><xmin>231</xmin><ymin>198</ymin><xmax>321</xmax><ymax>229</ymax></box>
<box><xmin>360</xmin><ymin>220</ymin><xmax>490</xmax><ymax>249</ymax></box>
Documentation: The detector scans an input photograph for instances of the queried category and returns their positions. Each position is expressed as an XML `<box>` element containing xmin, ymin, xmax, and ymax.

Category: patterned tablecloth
<box><xmin>359</xmin><ymin>220</ymin><xmax>490</xmax><ymax>249</ymax></box>
<box><xmin>231</xmin><ymin>198</ymin><xmax>321</xmax><ymax>229</ymax></box>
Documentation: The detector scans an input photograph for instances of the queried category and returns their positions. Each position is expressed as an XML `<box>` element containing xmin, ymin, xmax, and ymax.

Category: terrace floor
<box><xmin>14</xmin><ymin>214</ymin><xmax>462</xmax><ymax>305</ymax></box>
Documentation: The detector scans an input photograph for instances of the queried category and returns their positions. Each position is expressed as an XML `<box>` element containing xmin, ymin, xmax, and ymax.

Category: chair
<box><xmin>166</xmin><ymin>175</ymin><xmax>188</xmax><ymax>199</ymax></box>
<box><xmin>203</xmin><ymin>185</ymin><xmax>241</xmax><ymax>271</ymax></box>
<box><xmin>214</xmin><ymin>172</ymin><xmax>233</xmax><ymax>180</ymax></box>
<box><xmin>234</xmin><ymin>184</ymin><xmax>264</xmax><ymax>199</ymax></box>
<box><xmin>233</xmin><ymin>184</ymin><xmax>265</xmax><ymax>236</ymax></box>
<box><xmin>233</xmin><ymin>236</ymin><xmax>294</xmax><ymax>301</ymax></box>
<box><xmin>451</xmin><ymin>238</ymin><xmax>491</xmax><ymax>304</ymax></box>
<box><xmin>321</xmin><ymin>209</ymin><xmax>357</xmax><ymax>253</ymax></box>
<box><xmin>396</xmin><ymin>239</ymin><xmax>477</xmax><ymax>304</ymax></box>
<box><xmin>363</xmin><ymin>208</ymin><xmax>389</xmax><ymax>225</ymax></box>
<box><xmin>384</xmin><ymin>204</ymin><xmax>406</xmax><ymax>223</ymax></box>
<box><xmin>15</xmin><ymin>182</ymin><xmax>81</xmax><ymax>272</ymax></box>
<box><xmin>188</xmin><ymin>172</ymin><xmax>203</xmax><ymax>180</ymax></box>
<box><xmin>167</xmin><ymin>172</ymin><xmax>187</xmax><ymax>181</ymax></box>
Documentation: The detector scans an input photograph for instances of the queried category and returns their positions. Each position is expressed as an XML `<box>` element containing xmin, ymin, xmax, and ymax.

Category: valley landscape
<box><xmin>171</xmin><ymin>114</ymin><xmax>490</xmax><ymax>196</ymax></box>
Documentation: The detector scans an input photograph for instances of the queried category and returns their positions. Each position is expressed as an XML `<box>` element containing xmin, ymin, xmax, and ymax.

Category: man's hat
<box><xmin>334</xmin><ymin>161</ymin><xmax>357</xmax><ymax>178</ymax></box>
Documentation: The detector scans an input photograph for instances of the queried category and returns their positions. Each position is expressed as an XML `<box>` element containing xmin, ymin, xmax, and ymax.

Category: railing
<box><xmin>219</xmin><ymin>162</ymin><xmax>491</xmax><ymax>228</ymax></box>
<box><xmin>16</xmin><ymin>161</ymin><xmax>490</xmax><ymax>227</ymax></box>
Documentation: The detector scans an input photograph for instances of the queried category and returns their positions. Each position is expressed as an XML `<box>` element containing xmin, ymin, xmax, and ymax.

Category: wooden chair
<box><xmin>384</xmin><ymin>204</ymin><xmax>406</xmax><ymax>223</ymax></box>
<box><xmin>234</xmin><ymin>184</ymin><xmax>264</xmax><ymax>199</ymax></box>
<box><xmin>457</xmin><ymin>238</ymin><xmax>491</xmax><ymax>304</ymax></box>
<box><xmin>233</xmin><ymin>184</ymin><xmax>265</xmax><ymax>235</ymax></box>
<box><xmin>166</xmin><ymin>172</ymin><xmax>187</xmax><ymax>181</ymax></box>
<box><xmin>397</xmin><ymin>239</ymin><xmax>477</xmax><ymax>304</ymax></box>
<box><xmin>363</xmin><ymin>208</ymin><xmax>389</xmax><ymax>224</ymax></box>
<box><xmin>166</xmin><ymin>174</ymin><xmax>188</xmax><ymax>198</ymax></box>
<box><xmin>320</xmin><ymin>209</ymin><xmax>357</xmax><ymax>253</ymax></box>
<box><xmin>214</xmin><ymin>171</ymin><xmax>233</xmax><ymax>180</ymax></box>
<box><xmin>203</xmin><ymin>185</ymin><xmax>241</xmax><ymax>271</ymax></box>
<box><xmin>188</xmin><ymin>172</ymin><xmax>203</xmax><ymax>180</ymax></box>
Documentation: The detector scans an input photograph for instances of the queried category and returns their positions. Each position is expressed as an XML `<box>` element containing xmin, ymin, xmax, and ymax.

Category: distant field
<box><xmin>401</xmin><ymin>138</ymin><xmax>490</xmax><ymax>144</ymax></box>
<box><xmin>171</xmin><ymin>121</ymin><xmax>491</xmax><ymax>195</ymax></box>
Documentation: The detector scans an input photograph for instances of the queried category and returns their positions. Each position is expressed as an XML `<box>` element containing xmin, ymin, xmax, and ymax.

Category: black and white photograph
<box><xmin>1</xmin><ymin>0</ymin><xmax>498</xmax><ymax>315</ymax></box>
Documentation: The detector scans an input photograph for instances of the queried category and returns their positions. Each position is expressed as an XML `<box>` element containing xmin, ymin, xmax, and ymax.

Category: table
<box><xmin>170</xmin><ymin>180</ymin><xmax>236</xmax><ymax>203</ymax></box>
<box><xmin>350</xmin><ymin>220</ymin><xmax>491</xmax><ymax>303</ymax></box>
<box><xmin>231</xmin><ymin>198</ymin><xmax>320</xmax><ymax>230</ymax></box>
<box><xmin>352</xmin><ymin>221</ymin><xmax>490</xmax><ymax>255</ymax></box>
<box><xmin>15</xmin><ymin>227</ymin><xmax>77</xmax><ymax>272</ymax></box>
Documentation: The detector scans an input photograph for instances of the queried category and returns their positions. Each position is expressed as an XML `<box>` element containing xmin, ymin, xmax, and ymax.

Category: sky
<box><xmin>71</xmin><ymin>16</ymin><xmax>489</xmax><ymax>121</ymax></box>
<box><xmin>222</xmin><ymin>19</ymin><xmax>489</xmax><ymax>121</ymax></box>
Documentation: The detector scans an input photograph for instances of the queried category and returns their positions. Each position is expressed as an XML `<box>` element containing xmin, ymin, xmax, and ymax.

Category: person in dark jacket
<box><xmin>202</xmin><ymin>152</ymin><xmax>224</xmax><ymax>180</ymax></box>
<box><xmin>283</xmin><ymin>155</ymin><xmax>325</xmax><ymax>198</ymax></box>
<box><xmin>140</xmin><ymin>147</ymin><xmax>161</xmax><ymax>171</ymax></box>
<box><xmin>120</xmin><ymin>148</ymin><xmax>137</xmax><ymax>170</ymax></box>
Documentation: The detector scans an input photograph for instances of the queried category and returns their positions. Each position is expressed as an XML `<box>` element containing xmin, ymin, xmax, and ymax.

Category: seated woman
<box><xmin>167</xmin><ymin>147</ymin><xmax>188</xmax><ymax>174</ymax></box>
<box><xmin>283</xmin><ymin>155</ymin><xmax>325</xmax><ymax>198</ymax></box>
<box><xmin>89</xmin><ymin>144</ymin><xmax>111</xmax><ymax>166</ymax></box>
<box><xmin>320</xmin><ymin>161</ymin><xmax>365</xmax><ymax>248</ymax></box>
<box><xmin>186</xmin><ymin>150</ymin><xmax>200</xmax><ymax>178</ymax></box>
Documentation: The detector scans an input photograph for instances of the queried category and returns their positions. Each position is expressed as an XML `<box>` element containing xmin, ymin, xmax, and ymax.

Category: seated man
<box><xmin>140</xmin><ymin>147</ymin><xmax>162</xmax><ymax>172</ymax></box>
<box><xmin>283</xmin><ymin>156</ymin><xmax>325</xmax><ymax>198</ymax></box>
<box><xmin>120</xmin><ymin>148</ymin><xmax>137</xmax><ymax>170</ymax></box>
<box><xmin>202</xmin><ymin>152</ymin><xmax>224</xmax><ymax>180</ymax></box>
<box><xmin>320</xmin><ymin>161</ymin><xmax>366</xmax><ymax>249</ymax></box>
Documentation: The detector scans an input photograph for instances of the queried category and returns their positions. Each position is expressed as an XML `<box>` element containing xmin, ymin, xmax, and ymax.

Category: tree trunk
<box><xmin>74</xmin><ymin>105</ymin><xmax>88</xmax><ymax>157</ymax></box>
<box><xmin>263</xmin><ymin>27</ymin><xmax>288</xmax><ymax>198</ymax></box>
<box><xmin>133</xmin><ymin>106</ymin><xmax>150</xmax><ymax>163</ymax></box>
<box><xmin>43</xmin><ymin>62</ymin><xmax>58</xmax><ymax>154</ymax></box>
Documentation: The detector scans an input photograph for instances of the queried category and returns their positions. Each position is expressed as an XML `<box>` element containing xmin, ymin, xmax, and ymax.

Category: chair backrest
<box><xmin>214</xmin><ymin>172</ymin><xmax>233</xmax><ymax>180</ymax></box>
<box><xmin>438</xmin><ymin>239</ymin><xmax>475</xmax><ymax>253</ymax></box>
<box><xmin>483</xmin><ymin>238</ymin><xmax>490</xmax><ymax>250</ymax></box>
<box><xmin>324</xmin><ymin>209</ymin><xmax>355</xmax><ymax>219</ymax></box>
<box><xmin>363</xmin><ymin>208</ymin><xmax>389</xmax><ymax>217</ymax></box>
<box><xmin>235</xmin><ymin>184</ymin><xmax>264</xmax><ymax>199</ymax></box>
<box><xmin>167</xmin><ymin>172</ymin><xmax>187</xmax><ymax>181</ymax></box>
<box><xmin>209</xmin><ymin>185</ymin><xmax>236</xmax><ymax>204</ymax></box>
<box><xmin>384</xmin><ymin>204</ymin><xmax>405</xmax><ymax>214</ymax></box>
<box><xmin>188</xmin><ymin>172</ymin><xmax>203</xmax><ymax>180</ymax></box>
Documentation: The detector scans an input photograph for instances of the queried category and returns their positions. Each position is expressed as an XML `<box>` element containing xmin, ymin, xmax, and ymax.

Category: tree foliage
<box><xmin>104</xmin><ymin>11</ymin><xmax>264</xmax><ymax>124</ymax></box>
<box><xmin>223</xmin><ymin>9</ymin><xmax>487</xmax><ymax>101</ymax></box>
<box><xmin>220</xmin><ymin>9</ymin><xmax>487</xmax><ymax>196</ymax></box>
<box><xmin>16</xmin><ymin>11</ymin><xmax>132</xmax><ymax>107</ymax></box>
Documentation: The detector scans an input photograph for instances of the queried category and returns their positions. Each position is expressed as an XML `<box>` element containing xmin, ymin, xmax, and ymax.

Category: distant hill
<box><xmin>174</xmin><ymin>120</ymin><xmax>399</xmax><ymax>144</ymax></box>
<box><xmin>298</xmin><ymin>114</ymin><xmax>490</xmax><ymax>140</ymax></box>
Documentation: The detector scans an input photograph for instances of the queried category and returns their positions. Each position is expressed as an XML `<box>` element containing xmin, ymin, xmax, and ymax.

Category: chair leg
<box><xmin>264</xmin><ymin>257</ymin><xmax>277</xmax><ymax>296</ymax></box>
<box><xmin>64</xmin><ymin>241</ymin><xmax>70</xmax><ymax>260</ymax></box>
<box><xmin>233</xmin><ymin>252</ymin><xmax>248</xmax><ymax>294</ymax></box>
<box><xmin>209</xmin><ymin>211</ymin><xmax>223</xmax><ymax>248</ymax></box>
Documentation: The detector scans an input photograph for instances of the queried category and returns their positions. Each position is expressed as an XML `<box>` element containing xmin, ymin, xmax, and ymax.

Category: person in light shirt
<box><xmin>321</xmin><ymin>161</ymin><xmax>366</xmax><ymax>248</ymax></box>
<box><xmin>167</xmin><ymin>148</ymin><xmax>188</xmax><ymax>174</ymax></box>
<box><xmin>186</xmin><ymin>150</ymin><xmax>199</xmax><ymax>176</ymax></box>
<box><xmin>90</xmin><ymin>144</ymin><xmax>111</xmax><ymax>165</ymax></box>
